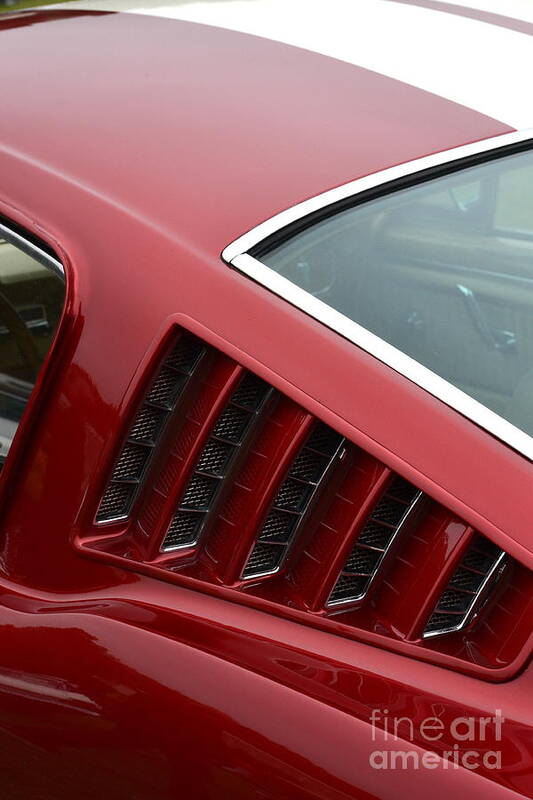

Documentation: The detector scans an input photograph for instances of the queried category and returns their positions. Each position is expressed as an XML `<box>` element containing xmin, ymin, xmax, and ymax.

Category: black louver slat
<box><xmin>424</xmin><ymin>535</ymin><xmax>506</xmax><ymax>637</ymax></box>
<box><xmin>328</xmin><ymin>477</ymin><xmax>421</xmax><ymax>606</ymax></box>
<box><xmin>241</xmin><ymin>422</ymin><xmax>345</xmax><ymax>579</ymax></box>
<box><xmin>96</xmin><ymin>334</ymin><xmax>205</xmax><ymax>523</ymax></box>
<box><xmin>161</xmin><ymin>373</ymin><xmax>272</xmax><ymax>550</ymax></box>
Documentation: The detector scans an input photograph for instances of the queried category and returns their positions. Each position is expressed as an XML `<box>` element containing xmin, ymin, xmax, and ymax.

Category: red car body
<box><xmin>0</xmin><ymin>6</ymin><xmax>531</xmax><ymax>799</ymax></box>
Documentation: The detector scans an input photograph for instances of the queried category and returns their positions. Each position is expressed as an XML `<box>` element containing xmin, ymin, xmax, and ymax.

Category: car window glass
<box><xmin>494</xmin><ymin>163</ymin><xmax>533</xmax><ymax>235</ymax></box>
<box><xmin>0</xmin><ymin>233</ymin><xmax>64</xmax><ymax>468</ymax></box>
<box><xmin>257</xmin><ymin>148</ymin><xmax>533</xmax><ymax>438</ymax></box>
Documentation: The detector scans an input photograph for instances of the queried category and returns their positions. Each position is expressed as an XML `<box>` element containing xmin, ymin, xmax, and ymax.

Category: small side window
<box><xmin>0</xmin><ymin>226</ymin><xmax>65</xmax><ymax>468</ymax></box>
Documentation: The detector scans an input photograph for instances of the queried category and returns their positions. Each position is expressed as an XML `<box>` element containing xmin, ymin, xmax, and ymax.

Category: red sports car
<box><xmin>0</xmin><ymin>1</ymin><xmax>531</xmax><ymax>797</ymax></box>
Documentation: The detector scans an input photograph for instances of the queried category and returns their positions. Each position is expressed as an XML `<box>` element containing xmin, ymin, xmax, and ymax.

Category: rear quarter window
<box><xmin>0</xmin><ymin>226</ymin><xmax>65</xmax><ymax>467</ymax></box>
<box><xmin>255</xmin><ymin>148</ymin><xmax>533</xmax><ymax>441</ymax></box>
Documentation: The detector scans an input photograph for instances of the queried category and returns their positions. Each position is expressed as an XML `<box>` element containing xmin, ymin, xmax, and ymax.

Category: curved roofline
<box><xmin>222</xmin><ymin>127</ymin><xmax>533</xmax><ymax>462</ymax></box>
<box><xmin>222</xmin><ymin>128</ymin><xmax>532</xmax><ymax>259</ymax></box>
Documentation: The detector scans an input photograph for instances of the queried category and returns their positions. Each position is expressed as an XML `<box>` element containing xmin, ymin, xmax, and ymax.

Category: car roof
<box><xmin>121</xmin><ymin>0</ymin><xmax>533</xmax><ymax>129</ymax></box>
<box><xmin>1</xmin><ymin>3</ymin><xmax>530</xmax><ymax>255</ymax></box>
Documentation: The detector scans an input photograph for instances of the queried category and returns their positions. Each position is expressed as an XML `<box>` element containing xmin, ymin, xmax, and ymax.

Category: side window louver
<box><xmin>161</xmin><ymin>373</ymin><xmax>272</xmax><ymax>551</ymax></box>
<box><xmin>328</xmin><ymin>477</ymin><xmax>422</xmax><ymax>606</ymax></box>
<box><xmin>85</xmin><ymin>327</ymin><xmax>533</xmax><ymax>678</ymax></box>
<box><xmin>96</xmin><ymin>334</ymin><xmax>205</xmax><ymax>522</ymax></box>
<box><xmin>242</xmin><ymin>424</ymin><xmax>345</xmax><ymax>579</ymax></box>
<box><xmin>424</xmin><ymin>536</ymin><xmax>507</xmax><ymax>638</ymax></box>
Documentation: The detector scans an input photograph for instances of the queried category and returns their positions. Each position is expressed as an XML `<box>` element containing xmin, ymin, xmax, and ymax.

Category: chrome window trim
<box><xmin>0</xmin><ymin>220</ymin><xmax>65</xmax><ymax>281</ymax></box>
<box><xmin>222</xmin><ymin>128</ymin><xmax>533</xmax><ymax>462</ymax></box>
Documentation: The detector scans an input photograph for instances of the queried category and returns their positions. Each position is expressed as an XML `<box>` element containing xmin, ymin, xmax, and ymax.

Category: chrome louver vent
<box><xmin>161</xmin><ymin>373</ymin><xmax>272</xmax><ymax>551</ymax></box>
<box><xmin>424</xmin><ymin>535</ymin><xmax>507</xmax><ymax>637</ymax></box>
<box><xmin>328</xmin><ymin>477</ymin><xmax>422</xmax><ymax>606</ymax></box>
<box><xmin>96</xmin><ymin>334</ymin><xmax>205</xmax><ymax>523</ymax></box>
<box><xmin>241</xmin><ymin>423</ymin><xmax>345</xmax><ymax>579</ymax></box>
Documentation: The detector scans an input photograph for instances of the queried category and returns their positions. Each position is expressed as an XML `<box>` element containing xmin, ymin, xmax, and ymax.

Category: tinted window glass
<box><xmin>258</xmin><ymin>149</ymin><xmax>533</xmax><ymax>437</ymax></box>
<box><xmin>494</xmin><ymin>162</ymin><xmax>533</xmax><ymax>234</ymax></box>
<box><xmin>0</xmin><ymin>232</ymin><xmax>64</xmax><ymax>466</ymax></box>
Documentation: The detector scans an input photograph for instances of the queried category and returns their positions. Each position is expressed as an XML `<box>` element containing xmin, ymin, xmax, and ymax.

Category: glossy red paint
<box><xmin>1</xmin><ymin>576</ymin><xmax>531</xmax><ymax>799</ymax></box>
<box><xmin>0</xmin><ymin>9</ymin><xmax>531</xmax><ymax>799</ymax></box>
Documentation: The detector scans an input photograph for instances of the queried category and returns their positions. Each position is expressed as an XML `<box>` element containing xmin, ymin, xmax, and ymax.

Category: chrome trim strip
<box><xmin>223</xmin><ymin>129</ymin><xmax>533</xmax><ymax>462</ymax></box>
<box><xmin>327</xmin><ymin>489</ymin><xmax>424</xmax><ymax>608</ymax></box>
<box><xmin>222</xmin><ymin>128</ymin><xmax>533</xmax><ymax>261</ymax></box>
<box><xmin>231</xmin><ymin>253</ymin><xmax>533</xmax><ymax>460</ymax></box>
<box><xmin>0</xmin><ymin>221</ymin><xmax>64</xmax><ymax>280</ymax></box>
<box><xmin>96</xmin><ymin>513</ymin><xmax>129</xmax><ymax>525</ymax></box>
<box><xmin>423</xmin><ymin>550</ymin><xmax>508</xmax><ymax>639</ymax></box>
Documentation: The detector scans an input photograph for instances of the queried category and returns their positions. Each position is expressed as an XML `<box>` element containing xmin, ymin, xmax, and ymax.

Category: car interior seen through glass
<box><xmin>258</xmin><ymin>149</ymin><xmax>533</xmax><ymax>438</ymax></box>
<box><xmin>0</xmin><ymin>234</ymin><xmax>64</xmax><ymax>468</ymax></box>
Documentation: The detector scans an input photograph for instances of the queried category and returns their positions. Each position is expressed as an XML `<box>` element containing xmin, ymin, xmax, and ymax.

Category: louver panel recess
<box><xmin>85</xmin><ymin>326</ymin><xmax>533</xmax><ymax>678</ymax></box>
<box><xmin>96</xmin><ymin>334</ymin><xmax>205</xmax><ymax>522</ymax></box>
